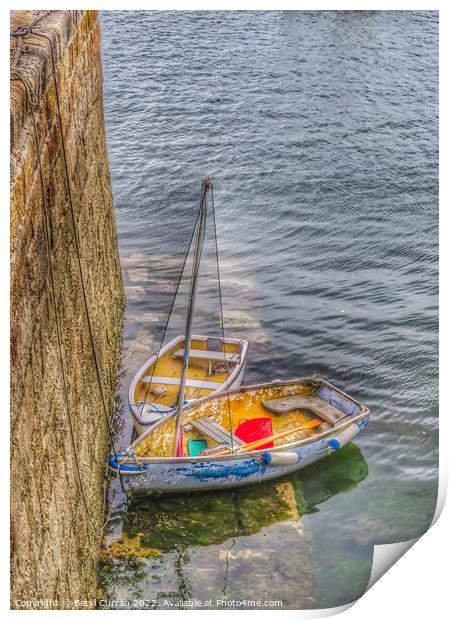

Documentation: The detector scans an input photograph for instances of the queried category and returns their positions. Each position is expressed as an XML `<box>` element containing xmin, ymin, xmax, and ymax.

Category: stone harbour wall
<box><xmin>10</xmin><ymin>10</ymin><xmax>125</xmax><ymax>607</ymax></box>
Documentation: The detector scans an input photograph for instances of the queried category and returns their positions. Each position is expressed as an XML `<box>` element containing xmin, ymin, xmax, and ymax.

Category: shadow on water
<box><xmin>100</xmin><ymin>443</ymin><xmax>368</xmax><ymax>609</ymax></box>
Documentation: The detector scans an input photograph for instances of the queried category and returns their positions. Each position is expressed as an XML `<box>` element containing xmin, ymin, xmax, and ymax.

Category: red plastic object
<box><xmin>234</xmin><ymin>417</ymin><xmax>274</xmax><ymax>449</ymax></box>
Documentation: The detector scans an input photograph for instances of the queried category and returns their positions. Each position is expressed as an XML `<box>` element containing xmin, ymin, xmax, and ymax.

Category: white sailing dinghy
<box><xmin>128</xmin><ymin>178</ymin><xmax>248</xmax><ymax>435</ymax></box>
<box><xmin>129</xmin><ymin>335</ymin><xmax>248</xmax><ymax>435</ymax></box>
<box><xmin>110</xmin><ymin>177</ymin><xmax>370</xmax><ymax>494</ymax></box>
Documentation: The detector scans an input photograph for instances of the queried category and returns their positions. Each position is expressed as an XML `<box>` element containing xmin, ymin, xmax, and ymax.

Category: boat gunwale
<box><xmin>128</xmin><ymin>334</ymin><xmax>249</xmax><ymax>421</ymax></box>
<box><xmin>126</xmin><ymin>377</ymin><xmax>370</xmax><ymax>465</ymax></box>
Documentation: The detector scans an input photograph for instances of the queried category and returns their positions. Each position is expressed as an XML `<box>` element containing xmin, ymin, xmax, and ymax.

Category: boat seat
<box><xmin>261</xmin><ymin>394</ymin><xmax>347</xmax><ymax>426</ymax></box>
<box><xmin>187</xmin><ymin>415</ymin><xmax>245</xmax><ymax>448</ymax></box>
<box><xmin>172</xmin><ymin>349</ymin><xmax>240</xmax><ymax>364</ymax></box>
<box><xmin>207</xmin><ymin>337</ymin><xmax>224</xmax><ymax>351</ymax></box>
<box><xmin>140</xmin><ymin>376</ymin><xmax>219</xmax><ymax>390</ymax></box>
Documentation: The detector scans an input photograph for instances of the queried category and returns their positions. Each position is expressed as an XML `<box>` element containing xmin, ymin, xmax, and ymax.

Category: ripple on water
<box><xmin>100</xmin><ymin>10</ymin><xmax>438</xmax><ymax>609</ymax></box>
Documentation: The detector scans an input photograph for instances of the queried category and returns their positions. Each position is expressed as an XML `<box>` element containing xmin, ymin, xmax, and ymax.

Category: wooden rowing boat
<box><xmin>109</xmin><ymin>377</ymin><xmax>370</xmax><ymax>496</ymax></box>
<box><xmin>129</xmin><ymin>334</ymin><xmax>248</xmax><ymax>435</ymax></box>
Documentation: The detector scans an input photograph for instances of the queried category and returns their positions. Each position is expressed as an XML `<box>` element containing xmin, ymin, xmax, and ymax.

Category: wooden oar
<box><xmin>212</xmin><ymin>419</ymin><xmax>322</xmax><ymax>457</ymax></box>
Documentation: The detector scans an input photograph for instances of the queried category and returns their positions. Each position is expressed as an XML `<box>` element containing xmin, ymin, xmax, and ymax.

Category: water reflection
<box><xmin>100</xmin><ymin>443</ymin><xmax>367</xmax><ymax>608</ymax></box>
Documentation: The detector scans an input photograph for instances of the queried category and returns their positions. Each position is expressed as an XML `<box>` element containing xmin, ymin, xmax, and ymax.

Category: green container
<box><xmin>187</xmin><ymin>438</ymin><xmax>208</xmax><ymax>457</ymax></box>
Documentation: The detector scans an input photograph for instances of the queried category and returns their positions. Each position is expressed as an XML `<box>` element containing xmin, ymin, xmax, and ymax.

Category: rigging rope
<box><xmin>210</xmin><ymin>185</ymin><xmax>234</xmax><ymax>450</ymax></box>
<box><xmin>171</xmin><ymin>179</ymin><xmax>209</xmax><ymax>456</ymax></box>
<box><xmin>136</xmin><ymin>185</ymin><xmax>205</xmax><ymax>422</ymax></box>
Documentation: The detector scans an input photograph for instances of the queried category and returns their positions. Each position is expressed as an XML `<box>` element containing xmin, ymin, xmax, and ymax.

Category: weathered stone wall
<box><xmin>10</xmin><ymin>10</ymin><xmax>124</xmax><ymax>607</ymax></box>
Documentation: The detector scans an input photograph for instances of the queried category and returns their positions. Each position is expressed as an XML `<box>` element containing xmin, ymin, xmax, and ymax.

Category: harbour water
<box><xmin>99</xmin><ymin>10</ymin><xmax>438</xmax><ymax>609</ymax></box>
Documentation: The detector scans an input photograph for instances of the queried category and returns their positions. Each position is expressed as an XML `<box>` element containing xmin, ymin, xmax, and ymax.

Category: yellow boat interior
<box><xmin>133</xmin><ymin>381</ymin><xmax>348</xmax><ymax>459</ymax></box>
<box><xmin>133</xmin><ymin>337</ymin><xmax>242</xmax><ymax>407</ymax></box>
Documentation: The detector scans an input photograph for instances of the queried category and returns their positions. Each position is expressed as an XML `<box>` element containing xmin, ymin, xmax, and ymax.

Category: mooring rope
<box><xmin>26</xmin><ymin>16</ymin><xmax>131</xmax><ymax>507</ymax></box>
<box><xmin>10</xmin><ymin>11</ymin><xmax>51</xmax><ymax>62</ymax></box>
<box><xmin>10</xmin><ymin>48</ymin><xmax>98</xmax><ymax>538</ymax></box>
<box><xmin>30</xmin><ymin>24</ymin><xmax>121</xmax><ymax>454</ymax></box>
<box><xmin>10</xmin><ymin>11</ymin><xmax>51</xmax><ymax>109</ymax></box>
<box><xmin>10</xmin><ymin>10</ymin><xmax>124</xmax><ymax>529</ymax></box>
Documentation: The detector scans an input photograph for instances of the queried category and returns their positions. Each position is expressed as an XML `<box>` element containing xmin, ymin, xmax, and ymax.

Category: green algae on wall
<box><xmin>10</xmin><ymin>10</ymin><xmax>124</xmax><ymax>608</ymax></box>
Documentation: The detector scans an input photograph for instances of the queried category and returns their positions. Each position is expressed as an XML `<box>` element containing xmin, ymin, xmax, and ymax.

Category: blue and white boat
<box><xmin>109</xmin><ymin>377</ymin><xmax>370</xmax><ymax>496</ymax></box>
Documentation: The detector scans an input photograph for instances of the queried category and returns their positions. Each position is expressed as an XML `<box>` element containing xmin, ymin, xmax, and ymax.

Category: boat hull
<box><xmin>116</xmin><ymin>422</ymin><xmax>366</xmax><ymax>496</ymax></box>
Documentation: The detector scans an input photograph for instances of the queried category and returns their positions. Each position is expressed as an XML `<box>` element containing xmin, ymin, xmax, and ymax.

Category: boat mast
<box><xmin>172</xmin><ymin>177</ymin><xmax>211</xmax><ymax>456</ymax></box>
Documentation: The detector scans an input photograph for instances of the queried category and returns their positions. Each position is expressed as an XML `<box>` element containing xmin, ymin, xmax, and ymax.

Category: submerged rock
<box><xmin>124</xmin><ymin>285</ymin><xmax>147</xmax><ymax>302</ymax></box>
<box><xmin>119</xmin><ymin>252</ymin><xmax>149</xmax><ymax>270</ymax></box>
<box><xmin>100</xmin><ymin>444</ymin><xmax>368</xmax><ymax>608</ymax></box>
<box><xmin>104</xmin><ymin>534</ymin><xmax>162</xmax><ymax>559</ymax></box>
<box><xmin>126</xmin><ymin>312</ymin><xmax>160</xmax><ymax>325</ymax></box>
<box><xmin>125</xmin><ymin>267</ymin><xmax>151</xmax><ymax>283</ymax></box>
